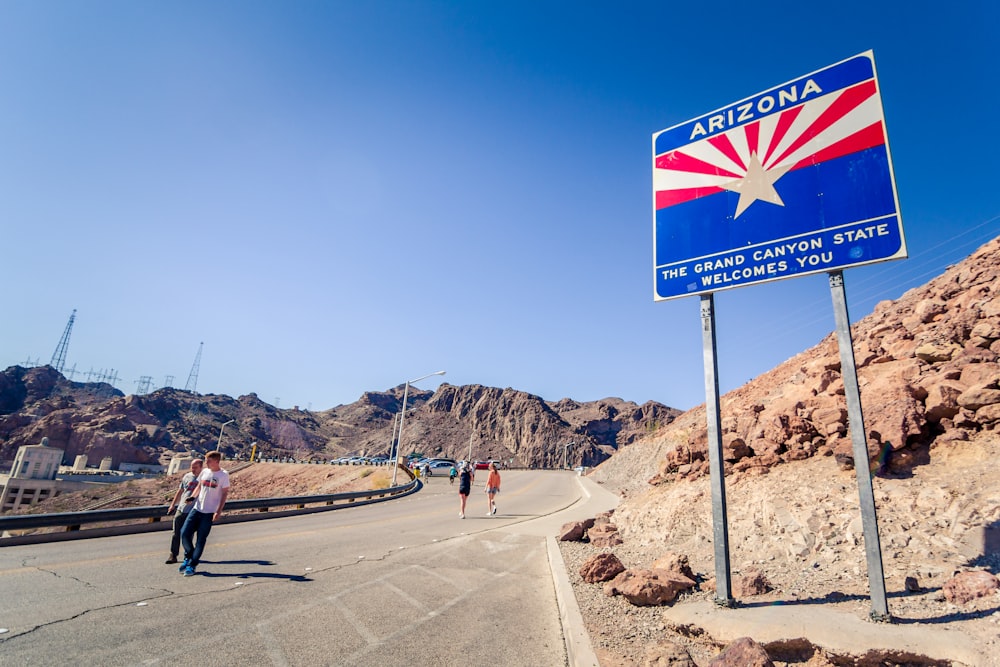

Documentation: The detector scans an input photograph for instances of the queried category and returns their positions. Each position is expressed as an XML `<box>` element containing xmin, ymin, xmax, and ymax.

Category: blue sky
<box><xmin>1</xmin><ymin>1</ymin><xmax>998</xmax><ymax>412</ymax></box>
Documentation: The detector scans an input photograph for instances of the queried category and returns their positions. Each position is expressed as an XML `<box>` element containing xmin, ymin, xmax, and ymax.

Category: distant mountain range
<box><xmin>0</xmin><ymin>366</ymin><xmax>679</xmax><ymax>470</ymax></box>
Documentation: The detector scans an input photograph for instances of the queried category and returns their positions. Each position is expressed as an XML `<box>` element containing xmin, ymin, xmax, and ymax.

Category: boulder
<box><xmin>942</xmin><ymin>570</ymin><xmax>1000</xmax><ymax>605</ymax></box>
<box><xmin>976</xmin><ymin>403</ymin><xmax>1000</xmax><ymax>424</ymax></box>
<box><xmin>957</xmin><ymin>386</ymin><xmax>1000</xmax><ymax>411</ymax></box>
<box><xmin>923</xmin><ymin>382</ymin><xmax>964</xmax><ymax>422</ymax></box>
<box><xmin>860</xmin><ymin>368</ymin><xmax>927</xmax><ymax>451</ymax></box>
<box><xmin>589</xmin><ymin>522</ymin><xmax>623</xmax><ymax>547</ymax></box>
<box><xmin>733</xmin><ymin>568</ymin><xmax>773</xmax><ymax>597</ymax></box>
<box><xmin>722</xmin><ymin>434</ymin><xmax>750</xmax><ymax>462</ymax></box>
<box><xmin>959</xmin><ymin>362</ymin><xmax>1000</xmax><ymax>388</ymax></box>
<box><xmin>604</xmin><ymin>568</ymin><xmax>696</xmax><ymax>606</ymax></box>
<box><xmin>558</xmin><ymin>518</ymin><xmax>595</xmax><ymax>542</ymax></box>
<box><xmin>651</xmin><ymin>551</ymin><xmax>696</xmax><ymax>581</ymax></box>
<box><xmin>915</xmin><ymin>341</ymin><xmax>959</xmax><ymax>362</ymax></box>
<box><xmin>579</xmin><ymin>552</ymin><xmax>625</xmax><ymax>583</ymax></box>
<box><xmin>708</xmin><ymin>637</ymin><xmax>774</xmax><ymax>667</ymax></box>
<box><xmin>642</xmin><ymin>639</ymin><xmax>696</xmax><ymax>666</ymax></box>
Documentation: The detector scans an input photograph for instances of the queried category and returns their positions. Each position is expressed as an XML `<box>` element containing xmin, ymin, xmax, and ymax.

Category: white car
<box><xmin>423</xmin><ymin>459</ymin><xmax>456</xmax><ymax>476</ymax></box>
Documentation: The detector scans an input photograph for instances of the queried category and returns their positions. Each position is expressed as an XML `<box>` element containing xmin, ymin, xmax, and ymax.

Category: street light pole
<box><xmin>387</xmin><ymin>408</ymin><xmax>413</xmax><ymax>465</ymax></box>
<box><xmin>217</xmin><ymin>419</ymin><xmax>235</xmax><ymax>450</ymax></box>
<box><xmin>388</xmin><ymin>412</ymin><xmax>401</xmax><ymax>460</ymax></box>
<box><xmin>391</xmin><ymin>370</ymin><xmax>446</xmax><ymax>486</ymax></box>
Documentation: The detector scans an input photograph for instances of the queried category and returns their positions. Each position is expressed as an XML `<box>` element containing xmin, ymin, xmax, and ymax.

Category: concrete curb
<box><xmin>543</xmin><ymin>474</ymin><xmax>621</xmax><ymax>667</ymax></box>
<box><xmin>547</xmin><ymin>534</ymin><xmax>600</xmax><ymax>667</ymax></box>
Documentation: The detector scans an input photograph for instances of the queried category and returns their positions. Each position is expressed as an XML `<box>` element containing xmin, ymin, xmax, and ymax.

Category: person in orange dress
<box><xmin>485</xmin><ymin>462</ymin><xmax>500</xmax><ymax>516</ymax></box>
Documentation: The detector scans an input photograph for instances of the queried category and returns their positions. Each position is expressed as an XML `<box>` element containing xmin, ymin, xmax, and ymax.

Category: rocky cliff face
<box><xmin>0</xmin><ymin>368</ymin><xmax>678</xmax><ymax>471</ymax></box>
<box><xmin>592</xmin><ymin>235</ymin><xmax>1000</xmax><ymax>492</ymax></box>
<box><xmin>324</xmin><ymin>384</ymin><xmax>679</xmax><ymax>468</ymax></box>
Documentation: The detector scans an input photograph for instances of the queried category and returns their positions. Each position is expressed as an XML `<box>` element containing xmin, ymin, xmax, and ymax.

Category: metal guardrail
<box><xmin>0</xmin><ymin>478</ymin><xmax>421</xmax><ymax>547</ymax></box>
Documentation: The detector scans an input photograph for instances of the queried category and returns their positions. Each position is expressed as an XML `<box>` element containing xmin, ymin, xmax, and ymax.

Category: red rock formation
<box><xmin>650</xmin><ymin>237</ymin><xmax>1000</xmax><ymax>482</ymax></box>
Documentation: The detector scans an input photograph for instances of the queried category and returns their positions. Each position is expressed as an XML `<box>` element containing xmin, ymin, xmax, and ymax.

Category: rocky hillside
<box><xmin>575</xmin><ymin>236</ymin><xmax>1000</xmax><ymax>666</ymax></box>
<box><xmin>0</xmin><ymin>367</ymin><xmax>679</xmax><ymax>472</ymax></box>
<box><xmin>593</xmin><ymin>235</ymin><xmax>1000</xmax><ymax>495</ymax></box>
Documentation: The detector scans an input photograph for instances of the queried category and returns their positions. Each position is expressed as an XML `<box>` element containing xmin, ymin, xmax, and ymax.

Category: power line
<box><xmin>724</xmin><ymin>211</ymin><xmax>1000</xmax><ymax>362</ymax></box>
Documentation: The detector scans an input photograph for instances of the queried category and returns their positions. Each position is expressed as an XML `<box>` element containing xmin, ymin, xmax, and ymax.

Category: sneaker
<box><xmin>183</xmin><ymin>565</ymin><xmax>196</xmax><ymax>577</ymax></box>
<box><xmin>492</xmin><ymin>506</ymin><xmax>497</xmax><ymax>515</ymax></box>
<box><xmin>165</xmin><ymin>555</ymin><xmax>178</xmax><ymax>564</ymax></box>
<box><xmin>459</xmin><ymin>513</ymin><xmax>465</xmax><ymax>519</ymax></box>
<box><xmin>179</xmin><ymin>559</ymin><xmax>190</xmax><ymax>573</ymax></box>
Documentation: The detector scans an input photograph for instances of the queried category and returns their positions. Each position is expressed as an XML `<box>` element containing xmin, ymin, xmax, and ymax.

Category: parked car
<box><xmin>423</xmin><ymin>459</ymin><xmax>455</xmax><ymax>476</ymax></box>
<box><xmin>474</xmin><ymin>460</ymin><xmax>490</xmax><ymax>470</ymax></box>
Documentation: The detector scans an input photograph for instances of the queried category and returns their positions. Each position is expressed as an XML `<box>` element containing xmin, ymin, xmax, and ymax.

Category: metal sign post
<box><xmin>701</xmin><ymin>294</ymin><xmax>734</xmax><ymax>606</ymax></box>
<box><xmin>829</xmin><ymin>271</ymin><xmax>889</xmax><ymax>621</ymax></box>
<box><xmin>652</xmin><ymin>51</ymin><xmax>905</xmax><ymax>619</ymax></box>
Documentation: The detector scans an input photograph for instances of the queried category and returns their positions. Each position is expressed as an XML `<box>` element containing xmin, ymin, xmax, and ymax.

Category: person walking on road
<box><xmin>457</xmin><ymin>461</ymin><xmax>473</xmax><ymax>518</ymax></box>
<box><xmin>179</xmin><ymin>450</ymin><xmax>230</xmax><ymax>576</ymax></box>
<box><xmin>165</xmin><ymin>458</ymin><xmax>203</xmax><ymax>564</ymax></box>
<box><xmin>485</xmin><ymin>461</ymin><xmax>501</xmax><ymax>516</ymax></box>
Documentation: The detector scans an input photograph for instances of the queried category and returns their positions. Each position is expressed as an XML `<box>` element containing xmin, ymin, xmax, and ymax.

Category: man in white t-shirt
<box><xmin>179</xmin><ymin>450</ymin><xmax>230</xmax><ymax>576</ymax></box>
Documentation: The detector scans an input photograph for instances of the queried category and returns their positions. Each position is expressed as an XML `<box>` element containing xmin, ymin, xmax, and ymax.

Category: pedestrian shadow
<box><xmin>197</xmin><ymin>570</ymin><xmax>312</xmax><ymax>582</ymax></box>
<box><xmin>193</xmin><ymin>559</ymin><xmax>311</xmax><ymax>581</ymax></box>
<box><xmin>198</xmin><ymin>559</ymin><xmax>275</xmax><ymax>566</ymax></box>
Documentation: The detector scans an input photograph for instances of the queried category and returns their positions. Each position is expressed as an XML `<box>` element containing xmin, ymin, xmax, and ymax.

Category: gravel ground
<box><xmin>559</xmin><ymin>437</ymin><xmax>1000</xmax><ymax>666</ymax></box>
<box><xmin>559</xmin><ymin>539</ymin><xmax>724</xmax><ymax>666</ymax></box>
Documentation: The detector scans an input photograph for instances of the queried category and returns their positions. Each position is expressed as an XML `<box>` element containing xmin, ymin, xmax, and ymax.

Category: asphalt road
<box><xmin>0</xmin><ymin>469</ymin><xmax>617</xmax><ymax>666</ymax></box>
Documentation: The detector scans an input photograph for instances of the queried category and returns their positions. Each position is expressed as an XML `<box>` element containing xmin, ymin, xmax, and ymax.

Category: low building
<box><xmin>0</xmin><ymin>439</ymin><xmax>162</xmax><ymax>513</ymax></box>
<box><xmin>1</xmin><ymin>438</ymin><xmax>64</xmax><ymax>512</ymax></box>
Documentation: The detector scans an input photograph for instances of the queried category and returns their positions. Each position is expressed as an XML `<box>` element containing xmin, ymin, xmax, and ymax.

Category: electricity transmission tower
<box><xmin>185</xmin><ymin>342</ymin><xmax>203</xmax><ymax>393</ymax></box>
<box><xmin>50</xmin><ymin>309</ymin><xmax>76</xmax><ymax>373</ymax></box>
<box><xmin>136</xmin><ymin>376</ymin><xmax>154</xmax><ymax>395</ymax></box>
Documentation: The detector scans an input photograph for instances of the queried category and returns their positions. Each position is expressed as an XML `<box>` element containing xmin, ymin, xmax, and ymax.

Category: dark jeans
<box><xmin>169</xmin><ymin>509</ymin><xmax>193</xmax><ymax>557</ymax></box>
<box><xmin>180</xmin><ymin>510</ymin><xmax>214</xmax><ymax>567</ymax></box>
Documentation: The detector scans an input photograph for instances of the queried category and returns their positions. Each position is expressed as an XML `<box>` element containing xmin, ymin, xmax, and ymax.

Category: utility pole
<box><xmin>50</xmin><ymin>309</ymin><xmax>76</xmax><ymax>373</ymax></box>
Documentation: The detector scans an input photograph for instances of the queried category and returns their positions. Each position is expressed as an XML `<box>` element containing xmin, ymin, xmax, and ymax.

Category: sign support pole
<box><xmin>701</xmin><ymin>294</ymin><xmax>735</xmax><ymax>607</ymax></box>
<box><xmin>828</xmin><ymin>271</ymin><xmax>890</xmax><ymax>622</ymax></box>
